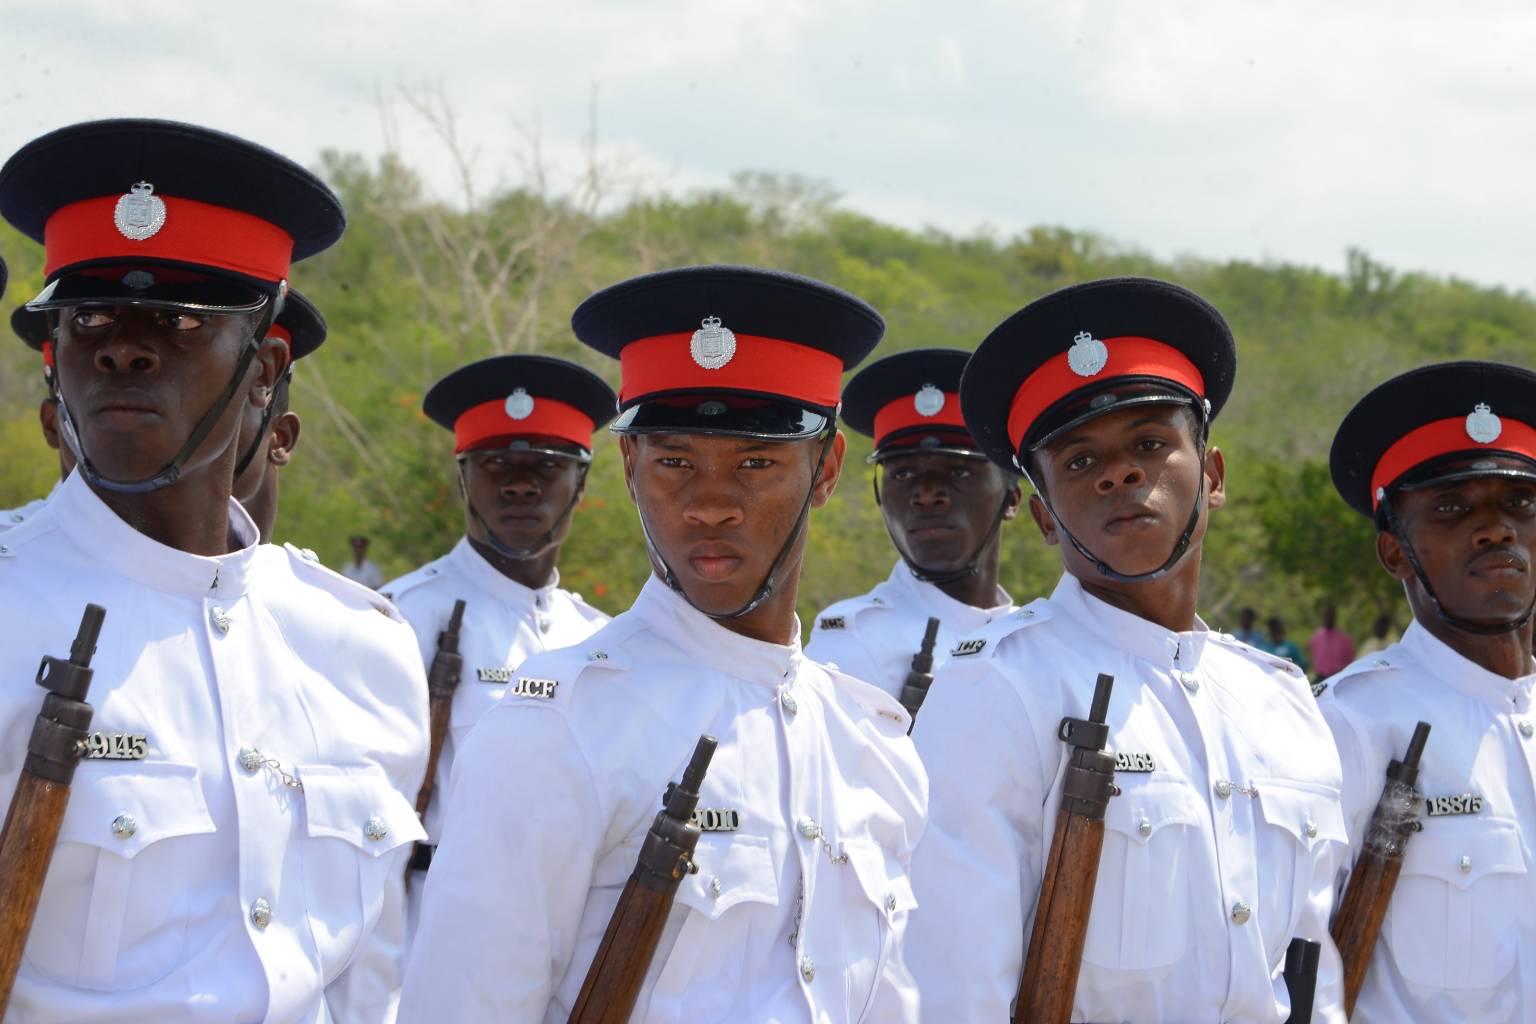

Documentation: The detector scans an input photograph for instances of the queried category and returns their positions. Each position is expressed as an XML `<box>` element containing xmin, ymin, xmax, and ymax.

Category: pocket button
<box><xmin>250</xmin><ymin>897</ymin><xmax>272</xmax><ymax>930</ymax></box>
<box><xmin>110</xmin><ymin>814</ymin><xmax>136</xmax><ymax>839</ymax></box>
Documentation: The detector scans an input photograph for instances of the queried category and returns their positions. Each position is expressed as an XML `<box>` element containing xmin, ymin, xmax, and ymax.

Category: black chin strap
<box><xmin>873</xmin><ymin>474</ymin><xmax>1014</xmax><ymax>586</ymax></box>
<box><xmin>232</xmin><ymin>365</ymin><xmax>292</xmax><ymax>481</ymax></box>
<box><xmin>458</xmin><ymin>459</ymin><xmax>591</xmax><ymax>563</ymax></box>
<box><xmin>1379</xmin><ymin>490</ymin><xmax>1536</xmax><ymax>636</ymax></box>
<box><xmin>54</xmin><ymin>299</ymin><xmax>279</xmax><ymax>495</ymax></box>
<box><xmin>642</xmin><ymin>429</ymin><xmax>837</xmax><ymax>621</ymax></box>
<box><xmin>1026</xmin><ymin>401</ymin><xmax>1209</xmax><ymax>584</ymax></box>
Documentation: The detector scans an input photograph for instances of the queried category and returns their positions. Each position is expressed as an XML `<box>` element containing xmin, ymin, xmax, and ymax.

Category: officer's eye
<box><xmin>742</xmin><ymin>457</ymin><xmax>774</xmax><ymax>470</ymax></box>
<box><xmin>72</xmin><ymin>309</ymin><xmax>114</xmax><ymax>329</ymax></box>
<box><xmin>1431</xmin><ymin>500</ymin><xmax>1464</xmax><ymax>515</ymax></box>
<box><xmin>657</xmin><ymin>457</ymin><xmax>690</xmax><ymax>469</ymax></box>
<box><xmin>951</xmin><ymin>467</ymin><xmax>973</xmax><ymax>481</ymax></box>
<box><xmin>159</xmin><ymin>311</ymin><xmax>204</xmax><ymax>331</ymax></box>
<box><xmin>889</xmin><ymin>467</ymin><xmax>913</xmax><ymax>482</ymax></box>
<box><xmin>1065</xmin><ymin>454</ymin><xmax>1094</xmax><ymax>472</ymax></box>
<box><xmin>1506</xmin><ymin>492</ymin><xmax>1535</xmax><ymax>511</ymax></box>
<box><xmin>1136</xmin><ymin>437</ymin><xmax>1167</xmax><ymax>453</ymax></box>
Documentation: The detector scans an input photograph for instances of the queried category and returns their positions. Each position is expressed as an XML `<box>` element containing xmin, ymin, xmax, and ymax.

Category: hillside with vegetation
<box><xmin>4</xmin><ymin>147</ymin><xmax>1532</xmax><ymax>642</ymax></box>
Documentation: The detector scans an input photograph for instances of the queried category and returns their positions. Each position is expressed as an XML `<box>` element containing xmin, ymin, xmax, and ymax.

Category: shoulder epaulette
<box><xmin>378</xmin><ymin>555</ymin><xmax>452</xmax><ymax>604</ymax></box>
<box><xmin>946</xmin><ymin>600</ymin><xmax>1052</xmax><ymax>660</ymax></box>
<box><xmin>281</xmin><ymin>542</ymin><xmax>405</xmax><ymax>623</ymax></box>
<box><xmin>1208</xmin><ymin>631</ymin><xmax>1310</xmax><ymax>681</ymax></box>
<box><xmin>811</xmin><ymin>592</ymin><xmax>886</xmax><ymax>634</ymax></box>
<box><xmin>1318</xmin><ymin>651</ymin><xmax>1401</xmax><ymax>700</ymax></box>
<box><xmin>821</xmin><ymin>662</ymin><xmax>911</xmax><ymax>733</ymax></box>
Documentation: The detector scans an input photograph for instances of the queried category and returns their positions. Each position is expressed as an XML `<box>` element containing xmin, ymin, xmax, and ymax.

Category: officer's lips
<box><xmin>497</xmin><ymin>508</ymin><xmax>545</xmax><ymax>527</ymax></box>
<box><xmin>905</xmin><ymin>515</ymin><xmax>959</xmax><ymax>538</ymax></box>
<box><xmin>686</xmin><ymin>543</ymin><xmax>744</xmax><ymax>582</ymax></box>
<box><xmin>1467</xmin><ymin>547</ymin><xmax>1530</xmax><ymax>579</ymax></box>
<box><xmin>1102</xmin><ymin>504</ymin><xmax>1159</xmax><ymax>535</ymax></box>
<box><xmin>90</xmin><ymin>391</ymin><xmax>164</xmax><ymax>425</ymax></box>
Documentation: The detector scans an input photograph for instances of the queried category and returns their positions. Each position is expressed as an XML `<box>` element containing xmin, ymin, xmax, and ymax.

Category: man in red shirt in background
<box><xmin>1309</xmin><ymin>602</ymin><xmax>1356</xmax><ymax>679</ymax></box>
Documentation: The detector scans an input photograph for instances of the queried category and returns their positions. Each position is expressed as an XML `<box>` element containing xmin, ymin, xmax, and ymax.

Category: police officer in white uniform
<box><xmin>0</xmin><ymin>300</ymin><xmax>72</xmax><ymax>533</ymax></box>
<box><xmin>0</xmin><ymin>118</ymin><xmax>429</xmax><ymax>1024</ymax></box>
<box><xmin>1321</xmin><ymin>361</ymin><xmax>1536</xmax><ymax>1022</ymax></box>
<box><xmin>399</xmin><ymin>265</ymin><xmax>927</xmax><ymax>1023</ymax></box>
<box><xmin>807</xmin><ymin>348</ymin><xmax>1018</xmax><ymax>705</ymax></box>
<box><xmin>383</xmin><ymin>355</ymin><xmax>614</xmax><ymax>917</ymax></box>
<box><xmin>907</xmin><ymin>278</ymin><xmax>1347</xmax><ymax>1022</ymax></box>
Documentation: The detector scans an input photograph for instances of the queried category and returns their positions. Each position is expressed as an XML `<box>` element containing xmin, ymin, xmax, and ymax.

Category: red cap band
<box><xmin>453</xmin><ymin>395</ymin><xmax>596</xmax><ymax>454</ymax></box>
<box><xmin>619</xmin><ymin>332</ymin><xmax>844</xmax><ymax>409</ymax></box>
<box><xmin>1370</xmin><ymin>415</ymin><xmax>1536</xmax><ymax>511</ymax></box>
<box><xmin>44</xmin><ymin>193</ymin><xmax>294</xmax><ymax>284</ymax></box>
<box><xmin>41</xmin><ymin>339</ymin><xmax>54</xmax><ymax>369</ymax></box>
<box><xmin>873</xmin><ymin>391</ymin><xmax>966</xmax><ymax>449</ymax></box>
<box><xmin>1006</xmin><ymin>336</ymin><xmax>1205</xmax><ymax>454</ymax></box>
<box><xmin>266</xmin><ymin>323</ymin><xmax>292</xmax><ymax>351</ymax></box>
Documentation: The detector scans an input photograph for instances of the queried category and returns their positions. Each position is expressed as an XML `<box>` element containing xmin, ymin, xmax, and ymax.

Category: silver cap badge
<box><xmin>913</xmin><ymin>383</ymin><xmax>945</xmax><ymax>417</ymax></box>
<box><xmin>113</xmin><ymin>182</ymin><xmax>167</xmax><ymax>242</ymax></box>
<box><xmin>1466</xmin><ymin>402</ymin><xmax>1502</xmax><ymax>444</ymax></box>
<box><xmin>1067</xmin><ymin>331</ymin><xmax>1109</xmax><ymax>378</ymax></box>
<box><xmin>504</xmin><ymin>387</ymin><xmax>535</xmax><ymax>421</ymax></box>
<box><xmin>690</xmin><ymin>316</ymin><xmax>737</xmax><ymax>370</ymax></box>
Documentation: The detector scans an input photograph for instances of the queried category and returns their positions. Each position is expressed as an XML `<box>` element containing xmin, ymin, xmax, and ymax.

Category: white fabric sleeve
<box><xmin>397</xmin><ymin>703</ymin><xmax>603</xmax><ymax>1022</ymax></box>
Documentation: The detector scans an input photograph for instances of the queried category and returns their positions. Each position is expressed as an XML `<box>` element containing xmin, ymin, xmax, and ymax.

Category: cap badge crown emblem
<box><xmin>113</xmin><ymin>182</ymin><xmax>167</xmax><ymax>242</ymax></box>
<box><xmin>1067</xmin><ymin>331</ymin><xmax>1109</xmax><ymax>378</ymax></box>
<box><xmin>505</xmin><ymin>387</ymin><xmax>536</xmax><ymax>421</ymax></box>
<box><xmin>914</xmin><ymin>383</ymin><xmax>945</xmax><ymax>417</ymax></box>
<box><xmin>690</xmin><ymin>315</ymin><xmax>737</xmax><ymax>371</ymax></box>
<box><xmin>1466</xmin><ymin>402</ymin><xmax>1502</xmax><ymax>444</ymax></box>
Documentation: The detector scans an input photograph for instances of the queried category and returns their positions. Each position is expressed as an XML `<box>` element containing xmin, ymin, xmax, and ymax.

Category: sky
<box><xmin>4</xmin><ymin>0</ymin><xmax>1535</xmax><ymax>291</ymax></box>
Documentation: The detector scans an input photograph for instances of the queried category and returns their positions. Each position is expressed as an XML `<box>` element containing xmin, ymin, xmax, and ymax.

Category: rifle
<box><xmin>1014</xmin><ymin>673</ymin><xmax>1118</xmax><ymax>1024</ymax></box>
<box><xmin>897</xmin><ymin>616</ymin><xmax>941</xmax><ymax>734</ymax></box>
<box><xmin>1282</xmin><ymin>937</ymin><xmax>1321</xmax><ymax>1022</ymax></box>
<box><xmin>1330</xmin><ymin>720</ymin><xmax>1431</xmax><ymax>1018</ymax></box>
<box><xmin>0</xmin><ymin>604</ymin><xmax>106</xmax><ymax>1012</ymax></box>
<box><xmin>569</xmin><ymin>735</ymin><xmax>716</xmax><ymax>1024</ymax></box>
<box><xmin>407</xmin><ymin>598</ymin><xmax>466</xmax><ymax>876</ymax></box>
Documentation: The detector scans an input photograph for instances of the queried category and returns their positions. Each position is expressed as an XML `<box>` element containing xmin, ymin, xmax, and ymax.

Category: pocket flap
<box><xmin>59</xmin><ymin>760</ymin><xmax>215</xmax><ymax>858</ymax></box>
<box><xmin>844</xmin><ymin>838</ymin><xmax>917</xmax><ymax>917</ymax></box>
<box><xmin>1254</xmin><ymin>778</ymin><xmax>1348</xmax><ymax>849</ymax></box>
<box><xmin>299</xmin><ymin>763</ymin><xmax>425</xmax><ymax>856</ymax></box>
<box><xmin>1401</xmin><ymin>816</ymin><xmax>1526</xmax><ymax>890</ymax></box>
<box><xmin>675</xmin><ymin>832</ymin><xmax>779</xmax><ymax>919</ymax></box>
<box><xmin>1104</xmin><ymin>775</ymin><xmax>1204</xmax><ymax>846</ymax></box>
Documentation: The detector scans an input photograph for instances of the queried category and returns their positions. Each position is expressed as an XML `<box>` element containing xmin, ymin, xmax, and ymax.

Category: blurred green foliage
<box><xmin>3</xmin><ymin>159</ymin><xmax>1533</xmax><ymax>646</ymax></box>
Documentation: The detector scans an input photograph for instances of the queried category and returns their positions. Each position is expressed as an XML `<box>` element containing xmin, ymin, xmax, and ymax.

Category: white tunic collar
<box><xmin>1049</xmin><ymin>571</ymin><xmax>1209</xmax><ymax>671</ymax></box>
<box><xmin>52</xmin><ymin>470</ymin><xmax>258</xmax><ymax>601</ymax></box>
<box><xmin>630</xmin><ymin>574</ymin><xmax>803</xmax><ymax>687</ymax></box>
<box><xmin>1398</xmin><ymin>619</ymin><xmax>1536</xmax><ymax>714</ymax></box>
<box><xmin>447</xmin><ymin>536</ymin><xmax>560</xmax><ymax>607</ymax></box>
<box><xmin>887</xmin><ymin>560</ymin><xmax>1012</xmax><ymax>623</ymax></box>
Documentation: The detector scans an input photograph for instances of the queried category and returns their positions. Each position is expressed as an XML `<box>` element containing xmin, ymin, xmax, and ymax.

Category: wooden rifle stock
<box><xmin>898</xmin><ymin>616</ymin><xmax>942</xmax><ymax>734</ymax></box>
<box><xmin>1331</xmin><ymin>720</ymin><xmax>1430</xmax><ymax>1018</ymax></box>
<box><xmin>1282</xmin><ymin>937</ymin><xmax>1321</xmax><ymax>1022</ymax></box>
<box><xmin>569</xmin><ymin>735</ymin><xmax>716</xmax><ymax>1024</ymax></box>
<box><xmin>0</xmin><ymin>604</ymin><xmax>106</xmax><ymax>1013</ymax></box>
<box><xmin>408</xmin><ymin>598</ymin><xmax>466</xmax><ymax>876</ymax></box>
<box><xmin>1014</xmin><ymin>673</ymin><xmax>1118</xmax><ymax>1024</ymax></box>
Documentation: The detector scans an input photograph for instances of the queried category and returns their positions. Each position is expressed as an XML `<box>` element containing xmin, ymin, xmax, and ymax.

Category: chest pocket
<box><xmin>298</xmin><ymin>764</ymin><xmax>424</xmax><ymax>977</ymax></box>
<box><xmin>1385</xmin><ymin>816</ymin><xmax>1527</xmax><ymax>991</ymax></box>
<box><xmin>1082</xmin><ymin>774</ymin><xmax>1204</xmax><ymax>972</ymax></box>
<box><xmin>23</xmin><ymin>760</ymin><xmax>216</xmax><ymax>992</ymax></box>
<box><xmin>642</xmin><ymin>831</ymin><xmax>780</xmax><ymax>1020</ymax></box>
<box><xmin>1252</xmin><ymin>778</ymin><xmax>1347</xmax><ymax>962</ymax></box>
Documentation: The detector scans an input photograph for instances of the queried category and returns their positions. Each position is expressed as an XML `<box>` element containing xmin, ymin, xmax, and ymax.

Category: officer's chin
<box><xmin>75</xmin><ymin>423</ymin><xmax>184</xmax><ymax>482</ymax></box>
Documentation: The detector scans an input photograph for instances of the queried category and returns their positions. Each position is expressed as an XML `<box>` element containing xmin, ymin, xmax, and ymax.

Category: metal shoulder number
<box><xmin>84</xmin><ymin>732</ymin><xmax>148</xmax><ymax>760</ymax></box>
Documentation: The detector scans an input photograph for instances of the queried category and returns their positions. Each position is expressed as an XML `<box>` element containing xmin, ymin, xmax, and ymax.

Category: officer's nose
<box><xmin>1469</xmin><ymin>507</ymin><xmax>1519</xmax><ymax>548</ymax></box>
<box><xmin>910</xmin><ymin>477</ymin><xmax>951</xmax><ymax>509</ymax></box>
<box><xmin>1096</xmin><ymin>459</ymin><xmax>1144</xmax><ymax>494</ymax></box>
<box><xmin>499</xmin><ymin>474</ymin><xmax>541</xmax><ymax>500</ymax></box>
<box><xmin>683</xmin><ymin>477</ymin><xmax>744</xmax><ymax>529</ymax></box>
<box><xmin>93</xmin><ymin>331</ymin><xmax>160</xmax><ymax>376</ymax></box>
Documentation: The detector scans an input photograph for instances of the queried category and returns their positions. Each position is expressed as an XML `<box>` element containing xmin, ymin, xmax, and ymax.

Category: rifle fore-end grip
<box><xmin>23</xmin><ymin>693</ymin><xmax>94</xmax><ymax>785</ymax></box>
<box><xmin>1059</xmin><ymin>747</ymin><xmax>1118</xmax><ymax>819</ymax></box>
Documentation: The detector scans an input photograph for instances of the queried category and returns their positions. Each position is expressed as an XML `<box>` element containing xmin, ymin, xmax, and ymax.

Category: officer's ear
<box><xmin>39</xmin><ymin>397</ymin><xmax>60</xmax><ymax>452</ymax></box>
<box><xmin>1028</xmin><ymin>492</ymin><xmax>1060</xmax><ymax>547</ymax></box>
<box><xmin>268</xmin><ymin>411</ymin><xmax>301</xmax><ymax>467</ymax></box>
<box><xmin>1001</xmin><ymin>477</ymin><xmax>1023</xmax><ymax>521</ymax></box>
<box><xmin>250</xmin><ymin>336</ymin><xmax>290</xmax><ymax>406</ymax></box>
<box><xmin>1376</xmin><ymin>529</ymin><xmax>1417</xmax><ymax>582</ymax></box>
<box><xmin>809</xmin><ymin>431</ymin><xmax>846</xmax><ymax>508</ymax></box>
<box><xmin>1203</xmin><ymin>445</ymin><xmax>1227</xmax><ymax>512</ymax></box>
<box><xmin>619</xmin><ymin>435</ymin><xmax>639</xmax><ymax>503</ymax></box>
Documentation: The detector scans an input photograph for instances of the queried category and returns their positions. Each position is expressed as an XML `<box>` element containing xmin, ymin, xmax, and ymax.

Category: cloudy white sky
<box><xmin>4</xmin><ymin>0</ymin><xmax>1534</xmax><ymax>290</ymax></box>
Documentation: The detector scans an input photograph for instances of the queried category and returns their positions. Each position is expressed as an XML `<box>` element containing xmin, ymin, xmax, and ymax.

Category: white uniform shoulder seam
<box><xmin>945</xmin><ymin>600</ymin><xmax>1052</xmax><ymax>661</ymax></box>
<box><xmin>280</xmin><ymin>543</ymin><xmax>404</xmax><ymax>622</ymax></box>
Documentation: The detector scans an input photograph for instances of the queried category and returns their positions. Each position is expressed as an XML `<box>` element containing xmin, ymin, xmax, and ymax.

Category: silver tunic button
<box><xmin>209</xmin><ymin>606</ymin><xmax>230</xmax><ymax>634</ymax></box>
<box><xmin>797</xmin><ymin>817</ymin><xmax>820</xmax><ymax>839</ymax></box>
<box><xmin>781</xmin><ymin>691</ymin><xmax>799</xmax><ymax>716</ymax></box>
<box><xmin>251</xmin><ymin>897</ymin><xmax>273</xmax><ymax>930</ymax></box>
<box><xmin>710</xmin><ymin>876</ymin><xmax>722</xmax><ymax>897</ymax></box>
<box><xmin>364</xmin><ymin>815</ymin><xmax>389</xmax><ymax>842</ymax></box>
<box><xmin>1180</xmin><ymin>672</ymin><xmax>1199</xmax><ymax>693</ymax></box>
<box><xmin>238</xmin><ymin>747</ymin><xmax>262</xmax><ymax>773</ymax></box>
<box><xmin>1304</xmin><ymin>818</ymin><xmax>1318</xmax><ymax>839</ymax></box>
<box><xmin>799</xmin><ymin>954</ymin><xmax>815</xmax><ymax>982</ymax></box>
<box><xmin>1230</xmin><ymin>899</ymin><xmax>1252</xmax><ymax>925</ymax></box>
<box><xmin>1214</xmin><ymin>779</ymin><xmax>1233</xmax><ymax>799</ymax></box>
<box><xmin>111</xmin><ymin>814</ymin><xmax>136</xmax><ymax>839</ymax></box>
<box><xmin>1137</xmin><ymin>815</ymin><xmax>1152</xmax><ymax>837</ymax></box>
<box><xmin>586</xmin><ymin>650</ymin><xmax>608</xmax><ymax>662</ymax></box>
<box><xmin>1520</xmin><ymin>719</ymin><xmax>1534</xmax><ymax>739</ymax></box>
<box><xmin>1459</xmin><ymin>855</ymin><xmax>1473</xmax><ymax>873</ymax></box>
<box><xmin>885</xmin><ymin>892</ymin><xmax>898</xmax><ymax>912</ymax></box>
